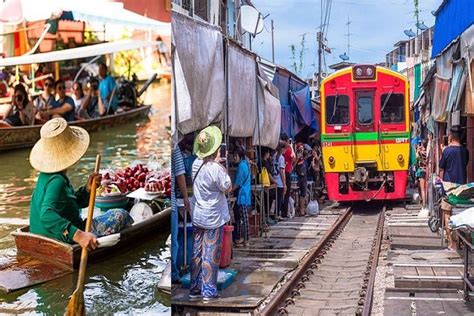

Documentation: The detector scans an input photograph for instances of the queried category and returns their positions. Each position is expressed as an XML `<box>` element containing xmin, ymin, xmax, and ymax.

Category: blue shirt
<box><xmin>171</xmin><ymin>147</ymin><xmax>186</xmax><ymax>213</ymax></box>
<box><xmin>51</xmin><ymin>96</ymin><xmax>75</xmax><ymax>122</ymax></box>
<box><xmin>234</xmin><ymin>159</ymin><xmax>251</xmax><ymax>206</ymax></box>
<box><xmin>99</xmin><ymin>75</ymin><xmax>118</xmax><ymax>113</ymax></box>
<box><xmin>439</xmin><ymin>145</ymin><xmax>469</xmax><ymax>184</ymax></box>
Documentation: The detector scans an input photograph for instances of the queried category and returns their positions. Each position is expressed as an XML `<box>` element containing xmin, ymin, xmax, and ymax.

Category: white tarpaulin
<box><xmin>460</xmin><ymin>24</ymin><xmax>474</xmax><ymax>61</ymax></box>
<box><xmin>253</xmin><ymin>65</ymin><xmax>281</xmax><ymax>149</ymax></box>
<box><xmin>1</xmin><ymin>0</ymin><xmax>170</xmax><ymax>33</ymax></box>
<box><xmin>0</xmin><ymin>39</ymin><xmax>157</xmax><ymax>66</ymax></box>
<box><xmin>172</xmin><ymin>12</ymin><xmax>225</xmax><ymax>135</ymax></box>
<box><xmin>227</xmin><ymin>42</ymin><xmax>257</xmax><ymax>137</ymax></box>
<box><xmin>171</xmin><ymin>48</ymin><xmax>191</xmax><ymax>146</ymax></box>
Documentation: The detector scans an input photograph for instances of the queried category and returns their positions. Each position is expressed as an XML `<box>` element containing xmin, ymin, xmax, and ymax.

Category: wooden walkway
<box><xmin>172</xmin><ymin>206</ymin><xmax>345</xmax><ymax>314</ymax></box>
<box><xmin>383</xmin><ymin>204</ymin><xmax>474</xmax><ymax>315</ymax></box>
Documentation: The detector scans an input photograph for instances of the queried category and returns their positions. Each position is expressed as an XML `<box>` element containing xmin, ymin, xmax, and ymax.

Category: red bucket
<box><xmin>220</xmin><ymin>225</ymin><xmax>234</xmax><ymax>268</ymax></box>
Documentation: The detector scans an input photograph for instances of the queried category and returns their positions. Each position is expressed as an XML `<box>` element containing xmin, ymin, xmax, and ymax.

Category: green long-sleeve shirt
<box><xmin>30</xmin><ymin>172</ymin><xmax>89</xmax><ymax>244</ymax></box>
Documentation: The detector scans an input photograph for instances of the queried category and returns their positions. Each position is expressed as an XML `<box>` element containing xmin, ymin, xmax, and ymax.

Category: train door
<box><xmin>353</xmin><ymin>90</ymin><xmax>378</xmax><ymax>164</ymax></box>
<box><xmin>355</xmin><ymin>90</ymin><xmax>375</xmax><ymax>133</ymax></box>
<box><xmin>379</xmin><ymin>90</ymin><xmax>409</xmax><ymax>170</ymax></box>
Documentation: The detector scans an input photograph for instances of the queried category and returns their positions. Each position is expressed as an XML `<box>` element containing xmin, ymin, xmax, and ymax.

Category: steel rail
<box><xmin>259</xmin><ymin>207</ymin><xmax>353</xmax><ymax>316</ymax></box>
<box><xmin>361</xmin><ymin>205</ymin><xmax>386</xmax><ymax>316</ymax></box>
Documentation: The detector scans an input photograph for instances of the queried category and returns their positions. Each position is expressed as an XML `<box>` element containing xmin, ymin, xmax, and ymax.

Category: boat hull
<box><xmin>12</xmin><ymin>207</ymin><xmax>170</xmax><ymax>269</ymax></box>
<box><xmin>0</xmin><ymin>104</ymin><xmax>151</xmax><ymax>152</ymax></box>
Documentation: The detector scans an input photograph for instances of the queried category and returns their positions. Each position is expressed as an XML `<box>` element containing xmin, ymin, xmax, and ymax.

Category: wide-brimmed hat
<box><xmin>30</xmin><ymin>118</ymin><xmax>90</xmax><ymax>173</ymax></box>
<box><xmin>193</xmin><ymin>126</ymin><xmax>222</xmax><ymax>159</ymax></box>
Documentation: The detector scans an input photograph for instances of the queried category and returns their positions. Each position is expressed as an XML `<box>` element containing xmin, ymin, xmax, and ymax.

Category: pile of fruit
<box><xmin>144</xmin><ymin>169</ymin><xmax>171</xmax><ymax>196</ymax></box>
<box><xmin>97</xmin><ymin>164</ymin><xmax>171</xmax><ymax>196</ymax></box>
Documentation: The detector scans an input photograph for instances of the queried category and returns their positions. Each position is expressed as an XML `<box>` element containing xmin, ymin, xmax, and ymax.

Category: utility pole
<box><xmin>317</xmin><ymin>31</ymin><xmax>322</xmax><ymax>92</ymax></box>
<box><xmin>271</xmin><ymin>19</ymin><xmax>275</xmax><ymax>63</ymax></box>
<box><xmin>346</xmin><ymin>17</ymin><xmax>352</xmax><ymax>57</ymax></box>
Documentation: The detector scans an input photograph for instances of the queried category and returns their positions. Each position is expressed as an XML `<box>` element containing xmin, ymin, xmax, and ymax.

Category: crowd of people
<box><xmin>170</xmin><ymin>126</ymin><xmax>325</xmax><ymax>300</ymax></box>
<box><xmin>0</xmin><ymin>62</ymin><xmax>118</xmax><ymax>127</ymax></box>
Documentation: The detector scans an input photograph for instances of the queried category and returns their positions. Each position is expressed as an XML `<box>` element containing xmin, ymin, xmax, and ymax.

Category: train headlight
<box><xmin>397</xmin><ymin>154</ymin><xmax>404</xmax><ymax>163</ymax></box>
<box><xmin>353</xmin><ymin>65</ymin><xmax>376</xmax><ymax>80</ymax></box>
<box><xmin>328</xmin><ymin>156</ymin><xmax>335</xmax><ymax>164</ymax></box>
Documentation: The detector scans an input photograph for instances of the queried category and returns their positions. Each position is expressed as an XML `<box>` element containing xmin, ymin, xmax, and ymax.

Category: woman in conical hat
<box><xmin>188</xmin><ymin>125</ymin><xmax>231</xmax><ymax>301</ymax></box>
<box><xmin>29</xmin><ymin>118</ymin><xmax>133</xmax><ymax>250</ymax></box>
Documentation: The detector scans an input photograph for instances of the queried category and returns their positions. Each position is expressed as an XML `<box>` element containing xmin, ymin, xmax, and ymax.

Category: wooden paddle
<box><xmin>66</xmin><ymin>154</ymin><xmax>101</xmax><ymax>316</ymax></box>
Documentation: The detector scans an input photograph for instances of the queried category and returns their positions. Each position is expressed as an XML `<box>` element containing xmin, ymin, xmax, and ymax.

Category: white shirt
<box><xmin>191</xmin><ymin>158</ymin><xmax>231</xmax><ymax>229</ymax></box>
<box><xmin>71</xmin><ymin>95</ymin><xmax>84</xmax><ymax>111</ymax></box>
<box><xmin>272</xmin><ymin>153</ymin><xmax>286</xmax><ymax>188</ymax></box>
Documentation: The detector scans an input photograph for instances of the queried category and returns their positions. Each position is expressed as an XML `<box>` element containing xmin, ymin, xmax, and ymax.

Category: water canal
<box><xmin>0</xmin><ymin>82</ymin><xmax>171</xmax><ymax>314</ymax></box>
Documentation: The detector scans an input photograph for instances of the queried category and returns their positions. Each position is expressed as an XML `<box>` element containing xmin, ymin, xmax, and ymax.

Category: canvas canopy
<box><xmin>172</xmin><ymin>12</ymin><xmax>225</xmax><ymax>136</ymax></box>
<box><xmin>0</xmin><ymin>39</ymin><xmax>158</xmax><ymax>67</ymax></box>
<box><xmin>0</xmin><ymin>0</ymin><xmax>169</xmax><ymax>34</ymax></box>
<box><xmin>253</xmin><ymin>65</ymin><xmax>281</xmax><ymax>149</ymax></box>
<box><xmin>226</xmin><ymin>42</ymin><xmax>258</xmax><ymax>137</ymax></box>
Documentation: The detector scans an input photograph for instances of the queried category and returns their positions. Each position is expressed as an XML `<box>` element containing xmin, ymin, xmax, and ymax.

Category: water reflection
<box><xmin>0</xmin><ymin>83</ymin><xmax>171</xmax><ymax>314</ymax></box>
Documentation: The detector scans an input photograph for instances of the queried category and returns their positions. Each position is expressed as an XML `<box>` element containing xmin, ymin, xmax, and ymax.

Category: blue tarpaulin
<box><xmin>291</xmin><ymin>86</ymin><xmax>318</xmax><ymax>134</ymax></box>
<box><xmin>432</xmin><ymin>0</ymin><xmax>474</xmax><ymax>57</ymax></box>
<box><xmin>273</xmin><ymin>70</ymin><xmax>318</xmax><ymax>138</ymax></box>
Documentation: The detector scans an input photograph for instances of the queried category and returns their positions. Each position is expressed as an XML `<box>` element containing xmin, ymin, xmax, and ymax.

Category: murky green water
<box><xmin>0</xmin><ymin>83</ymin><xmax>171</xmax><ymax>314</ymax></box>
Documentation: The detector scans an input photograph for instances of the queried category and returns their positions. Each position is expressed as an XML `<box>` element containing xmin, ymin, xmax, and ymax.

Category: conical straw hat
<box><xmin>29</xmin><ymin>118</ymin><xmax>90</xmax><ymax>173</ymax></box>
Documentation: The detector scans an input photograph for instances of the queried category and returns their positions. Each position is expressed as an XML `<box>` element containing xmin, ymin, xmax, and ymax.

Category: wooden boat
<box><xmin>0</xmin><ymin>104</ymin><xmax>152</xmax><ymax>152</ymax></box>
<box><xmin>0</xmin><ymin>207</ymin><xmax>170</xmax><ymax>293</ymax></box>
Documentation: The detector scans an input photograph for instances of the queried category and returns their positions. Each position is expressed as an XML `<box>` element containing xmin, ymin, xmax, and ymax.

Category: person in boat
<box><xmin>71</xmin><ymin>81</ymin><xmax>84</xmax><ymax>115</ymax></box>
<box><xmin>98</xmin><ymin>62</ymin><xmax>118</xmax><ymax>115</ymax></box>
<box><xmin>0</xmin><ymin>84</ymin><xmax>35</xmax><ymax>127</ymax></box>
<box><xmin>39</xmin><ymin>79</ymin><xmax>75</xmax><ymax>122</ymax></box>
<box><xmin>29</xmin><ymin>118</ymin><xmax>133</xmax><ymax>250</ymax></box>
<box><xmin>78</xmin><ymin>77</ymin><xmax>105</xmax><ymax>119</ymax></box>
<box><xmin>189</xmin><ymin>126</ymin><xmax>231</xmax><ymax>301</ymax></box>
<box><xmin>34</xmin><ymin>76</ymin><xmax>55</xmax><ymax>123</ymax></box>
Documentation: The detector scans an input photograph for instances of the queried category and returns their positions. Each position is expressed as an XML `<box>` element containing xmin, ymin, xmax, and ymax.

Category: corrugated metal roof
<box><xmin>432</xmin><ymin>0</ymin><xmax>474</xmax><ymax>57</ymax></box>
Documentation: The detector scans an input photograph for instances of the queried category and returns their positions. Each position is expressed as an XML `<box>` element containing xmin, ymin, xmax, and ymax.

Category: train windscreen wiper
<box><xmin>329</xmin><ymin>92</ymin><xmax>338</xmax><ymax>124</ymax></box>
<box><xmin>381</xmin><ymin>89</ymin><xmax>393</xmax><ymax>113</ymax></box>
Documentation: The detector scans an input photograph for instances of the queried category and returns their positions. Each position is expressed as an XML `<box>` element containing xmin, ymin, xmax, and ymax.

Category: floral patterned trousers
<box><xmin>189</xmin><ymin>226</ymin><xmax>223</xmax><ymax>298</ymax></box>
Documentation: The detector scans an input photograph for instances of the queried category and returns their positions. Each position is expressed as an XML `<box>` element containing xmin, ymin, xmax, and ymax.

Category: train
<box><xmin>320</xmin><ymin>64</ymin><xmax>410</xmax><ymax>202</ymax></box>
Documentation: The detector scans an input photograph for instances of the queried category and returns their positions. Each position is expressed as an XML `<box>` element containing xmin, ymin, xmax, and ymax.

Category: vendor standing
<box><xmin>439</xmin><ymin>127</ymin><xmax>469</xmax><ymax>185</ymax></box>
<box><xmin>189</xmin><ymin>126</ymin><xmax>231</xmax><ymax>301</ymax></box>
<box><xmin>29</xmin><ymin>118</ymin><xmax>133</xmax><ymax>250</ymax></box>
<box><xmin>281</xmin><ymin>133</ymin><xmax>296</xmax><ymax>218</ymax></box>
<box><xmin>439</xmin><ymin>126</ymin><xmax>469</xmax><ymax>250</ymax></box>
<box><xmin>232</xmin><ymin>146</ymin><xmax>251</xmax><ymax>247</ymax></box>
<box><xmin>171</xmin><ymin>145</ymin><xmax>190</xmax><ymax>284</ymax></box>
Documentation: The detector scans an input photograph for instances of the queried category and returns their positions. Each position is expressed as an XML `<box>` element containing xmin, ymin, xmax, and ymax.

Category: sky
<box><xmin>251</xmin><ymin>0</ymin><xmax>443</xmax><ymax>79</ymax></box>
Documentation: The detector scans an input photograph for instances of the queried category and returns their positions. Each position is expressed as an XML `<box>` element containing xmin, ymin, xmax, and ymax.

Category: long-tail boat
<box><xmin>0</xmin><ymin>207</ymin><xmax>170</xmax><ymax>293</ymax></box>
<box><xmin>0</xmin><ymin>39</ymin><xmax>166</xmax><ymax>152</ymax></box>
<box><xmin>0</xmin><ymin>104</ymin><xmax>152</xmax><ymax>151</ymax></box>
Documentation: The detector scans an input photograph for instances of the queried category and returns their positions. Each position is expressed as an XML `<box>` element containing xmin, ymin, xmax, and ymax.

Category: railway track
<box><xmin>260</xmin><ymin>204</ymin><xmax>386</xmax><ymax>315</ymax></box>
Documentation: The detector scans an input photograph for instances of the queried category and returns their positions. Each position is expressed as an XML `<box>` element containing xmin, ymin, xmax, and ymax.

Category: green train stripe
<box><xmin>321</xmin><ymin>132</ymin><xmax>410</xmax><ymax>142</ymax></box>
